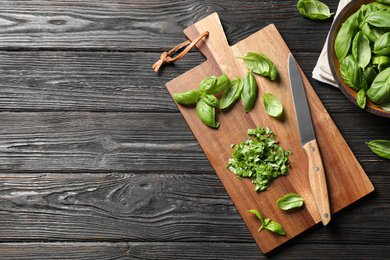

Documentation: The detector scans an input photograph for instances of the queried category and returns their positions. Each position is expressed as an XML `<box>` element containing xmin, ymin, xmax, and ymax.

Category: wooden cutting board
<box><xmin>165</xmin><ymin>12</ymin><xmax>374</xmax><ymax>254</ymax></box>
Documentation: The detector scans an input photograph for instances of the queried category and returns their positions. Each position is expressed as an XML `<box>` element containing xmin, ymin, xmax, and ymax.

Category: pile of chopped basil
<box><xmin>227</xmin><ymin>126</ymin><xmax>292</xmax><ymax>191</ymax></box>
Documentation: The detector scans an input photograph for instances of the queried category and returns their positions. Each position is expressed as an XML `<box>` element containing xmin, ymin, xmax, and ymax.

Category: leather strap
<box><xmin>153</xmin><ymin>31</ymin><xmax>209</xmax><ymax>72</ymax></box>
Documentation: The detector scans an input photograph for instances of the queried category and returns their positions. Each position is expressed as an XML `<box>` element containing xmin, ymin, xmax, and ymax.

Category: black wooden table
<box><xmin>0</xmin><ymin>1</ymin><xmax>389</xmax><ymax>259</ymax></box>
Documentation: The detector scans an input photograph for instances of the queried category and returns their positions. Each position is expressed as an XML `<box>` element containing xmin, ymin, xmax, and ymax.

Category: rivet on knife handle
<box><xmin>303</xmin><ymin>139</ymin><xmax>331</xmax><ymax>226</ymax></box>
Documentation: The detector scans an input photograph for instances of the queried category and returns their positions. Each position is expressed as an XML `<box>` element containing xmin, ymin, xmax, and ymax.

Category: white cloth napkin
<box><xmin>312</xmin><ymin>0</ymin><xmax>352</xmax><ymax>87</ymax></box>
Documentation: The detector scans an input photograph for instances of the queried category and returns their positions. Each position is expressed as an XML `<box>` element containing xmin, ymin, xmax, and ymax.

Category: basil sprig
<box><xmin>366</xmin><ymin>140</ymin><xmax>390</xmax><ymax>159</ymax></box>
<box><xmin>173</xmin><ymin>73</ymin><xmax>230</xmax><ymax>128</ymax></box>
<box><xmin>297</xmin><ymin>0</ymin><xmax>334</xmax><ymax>20</ymax></box>
<box><xmin>248</xmin><ymin>209</ymin><xmax>286</xmax><ymax>235</ymax></box>
<box><xmin>276</xmin><ymin>193</ymin><xmax>304</xmax><ymax>210</ymax></box>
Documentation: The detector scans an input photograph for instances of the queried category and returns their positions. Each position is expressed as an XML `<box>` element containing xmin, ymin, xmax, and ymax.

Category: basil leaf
<box><xmin>340</xmin><ymin>55</ymin><xmax>362</xmax><ymax>91</ymax></box>
<box><xmin>264</xmin><ymin>220</ymin><xmax>286</xmax><ymax>235</ymax></box>
<box><xmin>201</xmin><ymin>93</ymin><xmax>219</xmax><ymax>107</ymax></box>
<box><xmin>366</xmin><ymin>140</ymin><xmax>390</xmax><ymax>159</ymax></box>
<box><xmin>198</xmin><ymin>76</ymin><xmax>216</xmax><ymax>93</ymax></box>
<box><xmin>381</xmin><ymin>102</ymin><xmax>390</xmax><ymax>111</ymax></box>
<box><xmin>247</xmin><ymin>209</ymin><xmax>264</xmax><ymax>223</ymax></box>
<box><xmin>366</xmin><ymin>10</ymin><xmax>390</xmax><ymax>28</ymax></box>
<box><xmin>207</xmin><ymin>73</ymin><xmax>230</xmax><ymax>94</ymax></box>
<box><xmin>335</xmin><ymin>11</ymin><xmax>359</xmax><ymax>61</ymax></box>
<box><xmin>173</xmin><ymin>89</ymin><xmax>201</xmax><ymax>105</ymax></box>
<box><xmin>363</xmin><ymin>65</ymin><xmax>378</xmax><ymax>86</ymax></box>
<box><xmin>357</xmin><ymin>89</ymin><xmax>367</xmax><ymax>109</ymax></box>
<box><xmin>276</xmin><ymin>193</ymin><xmax>304</xmax><ymax>210</ymax></box>
<box><xmin>361</xmin><ymin>22</ymin><xmax>384</xmax><ymax>42</ymax></box>
<box><xmin>376</xmin><ymin>0</ymin><xmax>390</xmax><ymax>5</ymax></box>
<box><xmin>241</xmin><ymin>70</ymin><xmax>258</xmax><ymax>112</ymax></box>
<box><xmin>220</xmin><ymin>77</ymin><xmax>243</xmax><ymax>109</ymax></box>
<box><xmin>352</xmin><ymin>32</ymin><xmax>371</xmax><ymax>70</ymax></box>
<box><xmin>196</xmin><ymin>97</ymin><xmax>219</xmax><ymax>128</ymax></box>
<box><xmin>373</xmin><ymin>32</ymin><xmax>390</xmax><ymax>55</ymax></box>
<box><xmin>297</xmin><ymin>0</ymin><xmax>333</xmax><ymax>20</ymax></box>
<box><xmin>263</xmin><ymin>93</ymin><xmax>283</xmax><ymax>117</ymax></box>
<box><xmin>373</xmin><ymin>55</ymin><xmax>390</xmax><ymax>72</ymax></box>
<box><xmin>367</xmin><ymin>67</ymin><xmax>390</xmax><ymax>105</ymax></box>
<box><xmin>237</xmin><ymin>52</ymin><xmax>278</xmax><ymax>80</ymax></box>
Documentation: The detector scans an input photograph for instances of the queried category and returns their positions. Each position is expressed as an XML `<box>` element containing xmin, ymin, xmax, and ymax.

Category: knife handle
<box><xmin>303</xmin><ymin>139</ymin><xmax>331</xmax><ymax>226</ymax></box>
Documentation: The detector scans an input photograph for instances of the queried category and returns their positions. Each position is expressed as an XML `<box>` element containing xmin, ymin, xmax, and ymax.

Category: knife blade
<box><xmin>288</xmin><ymin>53</ymin><xmax>331</xmax><ymax>226</ymax></box>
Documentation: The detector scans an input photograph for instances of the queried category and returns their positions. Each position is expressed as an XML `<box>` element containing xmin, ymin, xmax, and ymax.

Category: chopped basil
<box><xmin>227</xmin><ymin>126</ymin><xmax>292</xmax><ymax>192</ymax></box>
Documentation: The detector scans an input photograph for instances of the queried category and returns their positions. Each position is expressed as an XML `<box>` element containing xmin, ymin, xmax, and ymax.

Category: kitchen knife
<box><xmin>288</xmin><ymin>53</ymin><xmax>331</xmax><ymax>226</ymax></box>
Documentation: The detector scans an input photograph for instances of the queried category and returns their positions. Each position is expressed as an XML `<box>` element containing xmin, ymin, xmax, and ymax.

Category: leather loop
<box><xmin>153</xmin><ymin>31</ymin><xmax>209</xmax><ymax>72</ymax></box>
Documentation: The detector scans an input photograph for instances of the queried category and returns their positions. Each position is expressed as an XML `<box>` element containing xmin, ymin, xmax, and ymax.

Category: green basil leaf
<box><xmin>364</xmin><ymin>65</ymin><xmax>378</xmax><ymax>86</ymax></box>
<box><xmin>241</xmin><ymin>70</ymin><xmax>258</xmax><ymax>112</ymax></box>
<box><xmin>220</xmin><ymin>77</ymin><xmax>243</xmax><ymax>109</ymax></box>
<box><xmin>237</xmin><ymin>52</ymin><xmax>278</xmax><ymax>80</ymax></box>
<box><xmin>373</xmin><ymin>55</ymin><xmax>390</xmax><ymax>72</ymax></box>
<box><xmin>366</xmin><ymin>140</ymin><xmax>390</xmax><ymax>159</ymax></box>
<box><xmin>357</xmin><ymin>89</ymin><xmax>367</xmax><ymax>109</ymax></box>
<box><xmin>198</xmin><ymin>76</ymin><xmax>216</xmax><ymax>93</ymax></box>
<box><xmin>263</xmin><ymin>93</ymin><xmax>283</xmax><ymax>117</ymax></box>
<box><xmin>352</xmin><ymin>32</ymin><xmax>371</xmax><ymax>70</ymax></box>
<box><xmin>297</xmin><ymin>0</ymin><xmax>333</xmax><ymax>20</ymax></box>
<box><xmin>196</xmin><ymin>97</ymin><xmax>219</xmax><ymax>128</ymax></box>
<box><xmin>367</xmin><ymin>67</ymin><xmax>390</xmax><ymax>104</ymax></box>
<box><xmin>335</xmin><ymin>11</ymin><xmax>359</xmax><ymax>61</ymax></box>
<box><xmin>380</xmin><ymin>102</ymin><xmax>390</xmax><ymax>111</ymax></box>
<box><xmin>173</xmin><ymin>89</ymin><xmax>201</xmax><ymax>105</ymax></box>
<box><xmin>340</xmin><ymin>55</ymin><xmax>362</xmax><ymax>90</ymax></box>
<box><xmin>276</xmin><ymin>193</ymin><xmax>304</xmax><ymax>210</ymax></box>
<box><xmin>206</xmin><ymin>73</ymin><xmax>230</xmax><ymax>94</ymax></box>
<box><xmin>366</xmin><ymin>10</ymin><xmax>390</xmax><ymax>28</ymax></box>
<box><xmin>373</xmin><ymin>32</ymin><xmax>390</xmax><ymax>55</ymax></box>
<box><xmin>264</xmin><ymin>220</ymin><xmax>286</xmax><ymax>235</ymax></box>
<box><xmin>201</xmin><ymin>93</ymin><xmax>219</xmax><ymax>107</ymax></box>
<box><xmin>361</xmin><ymin>22</ymin><xmax>384</xmax><ymax>42</ymax></box>
<box><xmin>376</xmin><ymin>0</ymin><xmax>390</xmax><ymax>5</ymax></box>
<box><xmin>247</xmin><ymin>209</ymin><xmax>264</xmax><ymax>223</ymax></box>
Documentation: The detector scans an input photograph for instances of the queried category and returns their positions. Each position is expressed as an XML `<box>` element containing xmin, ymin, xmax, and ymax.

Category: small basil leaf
<box><xmin>352</xmin><ymin>32</ymin><xmax>371</xmax><ymax>70</ymax></box>
<box><xmin>247</xmin><ymin>209</ymin><xmax>264</xmax><ymax>223</ymax></box>
<box><xmin>196</xmin><ymin>97</ymin><xmax>219</xmax><ymax>128</ymax></box>
<box><xmin>207</xmin><ymin>73</ymin><xmax>230</xmax><ymax>94</ymax></box>
<box><xmin>297</xmin><ymin>0</ymin><xmax>334</xmax><ymax>20</ymax></box>
<box><xmin>237</xmin><ymin>52</ymin><xmax>278</xmax><ymax>80</ymax></box>
<box><xmin>373</xmin><ymin>32</ymin><xmax>390</xmax><ymax>56</ymax></box>
<box><xmin>340</xmin><ymin>55</ymin><xmax>362</xmax><ymax>91</ymax></box>
<box><xmin>357</xmin><ymin>89</ymin><xmax>367</xmax><ymax>109</ymax></box>
<box><xmin>376</xmin><ymin>0</ymin><xmax>390</xmax><ymax>5</ymax></box>
<box><xmin>366</xmin><ymin>140</ymin><xmax>390</xmax><ymax>159</ymax></box>
<box><xmin>264</xmin><ymin>221</ymin><xmax>286</xmax><ymax>235</ymax></box>
<box><xmin>173</xmin><ymin>89</ymin><xmax>201</xmax><ymax>105</ymax></box>
<box><xmin>241</xmin><ymin>70</ymin><xmax>258</xmax><ymax>112</ymax></box>
<box><xmin>361</xmin><ymin>22</ymin><xmax>384</xmax><ymax>42</ymax></box>
<box><xmin>335</xmin><ymin>11</ymin><xmax>359</xmax><ymax>61</ymax></box>
<box><xmin>373</xmin><ymin>55</ymin><xmax>390</xmax><ymax>72</ymax></box>
<box><xmin>201</xmin><ymin>93</ymin><xmax>219</xmax><ymax>107</ymax></box>
<box><xmin>363</xmin><ymin>65</ymin><xmax>378</xmax><ymax>86</ymax></box>
<box><xmin>366</xmin><ymin>10</ymin><xmax>390</xmax><ymax>28</ymax></box>
<box><xmin>276</xmin><ymin>193</ymin><xmax>304</xmax><ymax>210</ymax></box>
<box><xmin>380</xmin><ymin>102</ymin><xmax>390</xmax><ymax>111</ymax></box>
<box><xmin>263</xmin><ymin>93</ymin><xmax>283</xmax><ymax>117</ymax></box>
<box><xmin>367</xmin><ymin>67</ymin><xmax>390</xmax><ymax>105</ymax></box>
<box><xmin>220</xmin><ymin>77</ymin><xmax>243</xmax><ymax>109</ymax></box>
<box><xmin>198</xmin><ymin>76</ymin><xmax>216</xmax><ymax>93</ymax></box>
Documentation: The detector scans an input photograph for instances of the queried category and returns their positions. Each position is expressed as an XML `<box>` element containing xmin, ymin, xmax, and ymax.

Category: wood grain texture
<box><xmin>166</xmin><ymin>12</ymin><xmax>374</xmax><ymax>253</ymax></box>
<box><xmin>0</xmin><ymin>0</ymin><xmax>388</xmax><ymax>259</ymax></box>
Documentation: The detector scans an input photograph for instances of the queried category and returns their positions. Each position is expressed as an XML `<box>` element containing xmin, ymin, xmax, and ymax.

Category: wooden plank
<box><xmin>0</xmin><ymin>173</ymin><xmax>388</xmax><ymax>243</ymax></box>
<box><xmin>166</xmin><ymin>13</ymin><xmax>374</xmax><ymax>253</ymax></box>
<box><xmin>0</xmin><ymin>0</ymin><xmax>336</xmax><ymax>51</ymax></box>
<box><xmin>0</xmin><ymin>242</ymin><xmax>388</xmax><ymax>259</ymax></box>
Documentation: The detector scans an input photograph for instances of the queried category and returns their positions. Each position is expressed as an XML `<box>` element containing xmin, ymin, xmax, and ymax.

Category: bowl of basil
<box><xmin>328</xmin><ymin>0</ymin><xmax>390</xmax><ymax>117</ymax></box>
